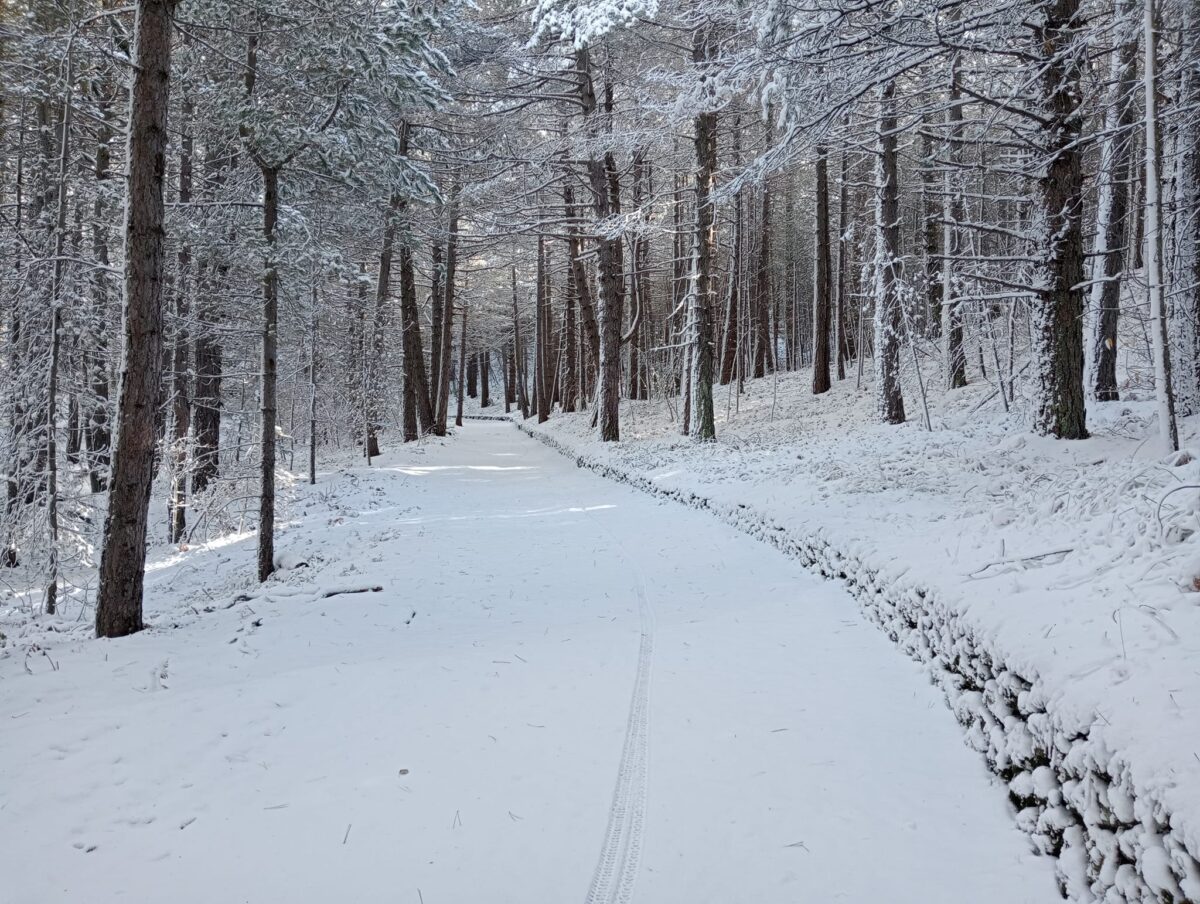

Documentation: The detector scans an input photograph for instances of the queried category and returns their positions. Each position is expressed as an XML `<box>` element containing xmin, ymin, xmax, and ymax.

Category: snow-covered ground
<box><xmin>0</xmin><ymin>422</ymin><xmax>1055</xmax><ymax>903</ymax></box>
<box><xmin>513</xmin><ymin>368</ymin><xmax>1200</xmax><ymax>902</ymax></box>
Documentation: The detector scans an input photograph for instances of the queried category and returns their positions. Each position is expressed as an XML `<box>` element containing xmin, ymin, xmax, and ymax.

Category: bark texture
<box><xmin>95</xmin><ymin>0</ymin><xmax>177</xmax><ymax>638</ymax></box>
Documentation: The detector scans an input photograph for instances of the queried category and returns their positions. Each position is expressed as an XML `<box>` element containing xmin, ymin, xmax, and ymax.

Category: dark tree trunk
<box><xmin>535</xmin><ymin>236</ymin><xmax>550</xmax><ymax>422</ymax></box>
<box><xmin>812</xmin><ymin>147</ymin><xmax>832</xmax><ymax>395</ymax></box>
<box><xmin>429</xmin><ymin>240</ymin><xmax>444</xmax><ymax>418</ymax></box>
<box><xmin>86</xmin><ymin>88</ymin><xmax>114</xmax><ymax>494</ymax></box>
<box><xmin>505</xmin><ymin>340</ymin><xmax>516</xmax><ymax>408</ymax></box>
<box><xmin>502</xmin><ymin>349</ymin><xmax>512</xmax><ymax>413</ymax></box>
<box><xmin>367</xmin><ymin>193</ymin><xmax>400</xmax><ymax>454</ymax></box>
<box><xmin>628</xmin><ymin>149</ymin><xmax>650</xmax><ymax>401</ymax></box>
<box><xmin>688</xmin><ymin>22</ymin><xmax>717</xmax><ymax>441</ymax></box>
<box><xmin>95</xmin><ymin>0</ymin><xmax>177</xmax><ymax>638</ymax></box>
<box><xmin>479</xmin><ymin>351</ymin><xmax>491</xmax><ymax>407</ymax></box>
<box><xmin>575</xmin><ymin>48</ymin><xmax>623</xmax><ymax>441</ymax></box>
<box><xmin>398</xmin><ymin>165</ymin><xmax>433</xmax><ymax>437</ymax></box>
<box><xmin>398</xmin><ymin>240</ymin><xmax>419</xmax><ymax>441</ymax></box>
<box><xmin>943</xmin><ymin>54</ymin><xmax>968</xmax><ymax>391</ymax></box>
<box><xmin>256</xmin><ymin>164</ymin><xmax>280</xmax><ymax>580</ymax></box>
<box><xmin>1092</xmin><ymin>9</ymin><xmax>1136</xmax><ymax>403</ymax></box>
<box><xmin>562</xmin><ymin>185</ymin><xmax>601</xmax><ymax>373</ymax></box>
<box><xmin>562</xmin><ymin>264</ymin><xmax>579</xmax><ymax>412</ymax></box>
<box><xmin>835</xmin><ymin>140</ymin><xmax>849</xmax><ymax>380</ymax></box>
<box><xmin>434</xmin><ymin>190</ymin><xmax>459</xmax><ymax>435</ymax></box>
<box><xmin>874</xmin><ymin>82</ymin><xmax>906</xmax><ymax>425</ymax></box>
<box><xmin>921</xmin><ymin>120</ymin><xmax>943</xmax><ymax>340</ymax></box>
<box><xmin>511</xmin><ymin>265</ymin><xmax>530</xmax><ymax>418</ymax></box>
<box><xmin>753</xmin><ymin>182</ymin><xmax>773</xmax><ymax>378</ymax></box>
<box><xmin>455</xmin><ymin>301</ymin><xmax>468</xmax><ymax>428</ymax></box>
<box><xmin>169</xmin><ymin>89</ymin><xmax>193</xmax><ymax>544</ymax></box>
<box><xmin>1032</xmin><ymin>0</ymin><xmax>1088</xmax><ymax>439</ymax></box>
<box><xmin>192</xmin><ymin>143</ymin><xmax>223</xmax><ymax>497</ymax></box>
<box><xmin>719</xmin><ymin>188</ymin><xmax>742</xmax><ymax>385</ymax></box>
<box><xmin>308</xmin><ymin>281</ymin><xmax>319</xmax><ymax>483</ymax></box>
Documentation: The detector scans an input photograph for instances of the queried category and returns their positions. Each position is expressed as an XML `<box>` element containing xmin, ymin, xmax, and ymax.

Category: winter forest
<box><xmin>5</xmin><ymin>0</ymin><xmax>1200</xmax><ymax>900</ymax></box>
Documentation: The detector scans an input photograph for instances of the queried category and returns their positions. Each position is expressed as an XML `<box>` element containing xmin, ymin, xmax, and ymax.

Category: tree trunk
<box><xmin>562</xmin><ymin>264</ymin><xmax>579</xmax><ymax>412</ymax></box>
<box><xmin>835</xmin><ymin>138</ymin><xmax>850</xmax><ymax>380</ymax></box>
<box><xmin>921</xmin><ymin>119</ymin><xmax>942</xmax><ymax>339</ymax></box>
<box><xmin>367</xmin><ymin>193</ymin><xmax>401</xmax><ymax>454</ymax></box>
<box><xmin>720</xmin><ymin>124</ymin><xmax>742</xmax><ymax>388</ymax></box>
<box><xmin>1090</xmin><ymin>2</ymin><xmax>1137</xmax><ymax>403</ymax></box>
<box><xmin>575</xmin><ymin>48</ymin><xmax>624</xmax><ymax>441</ymax></box>
<box><xmin>874</xmin><ymin>82</ymin><xmax>906</xmax><ymax>425</ymax></box>
<box><xmin>505</xmin><ymin>338</ymin><xmax>516</xmax><ymax>408</ymax></box>
<box><xmin>942</xmin><ymin>52</ymin><xmax>968</xmax><ymax>391</ymax></box>
<box><xmin>535</xmin><ymin>235</ymin><xmax>551</xmax><ymax>422</ymax></box>
<box><xmin>85</xmin><ymin>90</ymin><xmax>114</xmax><ymax>495</ymax></box>
<box><xmin>562</xmin><ymin>183</ymin><xmax>601</xmax><ymax>376</ymax></box>
<box><xmin>1031</xmin><ymin>0</ymin><xmax>1088</xmax><ymax>439</ymax></box>
<box><xmin>434</xmin><ymin>188</ymin><xmax>459</xmax><ymax>435</ymax></box>
<box><xmin>169</xmin><ymin>89</ymin><xmax>193</xmax><ymax>544</ymax></box>
<box><xmin>257</xmin><ymin>164</ymin><xmax>280</xmax><ymax>581</ymax></box>
<box><xmin>308</xmin><ymin>281</ymin><xmax>319</xmax><ymax>484</ymax></box>
<box><xmin>95</xmin><ymin>0</ymin><xmax>177</xmax><ymax>638</ymax></box>
<box><xmin>429</xmin><ymin>240</ymin><xmax>443</xmax><ymax>420</ymax></box>
<box><xmin>502</xmin><ymin>348</ymin><xmax>512</xmax><ymax>413</ymax></box>
<box><xmin>398</xmin><ymin>153</ymin><xmax>433</xmax><ymax>439</ymax></box>
<box><xmin>688</xmin><ymin>22</ymin><xmax>717</xmax><ymax>441</ymax></box>
<box><xmin>511</xmin><ymin>265</ymin><xmax>530</xmax><ymax>418</ymax></box>
<box><xmin>753</xmin><ymin>181</ymin><xmax>773</xmax><ymax>378</ymax></box>
<box><xmin>812</xmin><ymin>147</ymin><xmax>832</xmax><ymax>395</ymax></box>
<box><xmin>1144</xmin><ymin>0</ymin><xmax>1179</xmax><ymax>452</ymax></box>
<box><xmin>193</xmin><ymin>150</ymin><xmax>224</xmax><ymax>495</ymax></box>
<box><xmin>479</xmin><ymin>351</ymin><xmax>491</xmax><ymax>408</ymax></box>
<box><xmin>455</xmin><ymin>300</ymin><xmax>468</xmax><ymax>428</ymax></box>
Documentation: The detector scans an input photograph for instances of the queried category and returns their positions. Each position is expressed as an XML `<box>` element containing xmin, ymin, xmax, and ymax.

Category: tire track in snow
<box><xmin>584</xmin><ymin>523</ymin><xmax>654</xmax><ymax>904</ymax></box>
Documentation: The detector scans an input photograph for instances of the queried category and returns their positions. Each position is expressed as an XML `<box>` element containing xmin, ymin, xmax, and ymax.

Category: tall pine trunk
<box><xmin>1031</xmin><ymin>0</ymin><xmax>1088</xmax><ymax>439</ymax></box>
<box><xmin>874</xmin><ymin>82</ymin><xmax>906</xmax><ymax>425</ymax></box>
<box><xmin>95</xmin><ymin>0</ymin><xmax>177</xmax><ymax>638</ymax></box>
<box><xmin>835</xmin><ymin>139</ymin><xmax>849</xmax><ymax>381</ymax></box>
<box><xmin>575</xmin><ymin>48</ymin><xmax>624</xmax><ymax>441</ymax></box>
<box><xmin>942</xmin><ymin>51</ymin><xmax>968</xmax><ymax>390</ymax></box>
<box><xmin>688</xmin><ymin>22</ymin><xmax>717</xmax><ymax>441</ymax></box>
<box><xmin>1089</xmin><ymin>1</ymin><xmax>1137</xmax><ymax>402</ymax></box>
<box><xmin>168</xmin><ymin>89</ymin><xmax>193</xmax><ymax>544</ymax></box>
<box><xmin>1143</xmin><ymin>0</ymin><xmax>1179</xmax><ymax>452</ymax></box>
<box><xmin>256</xmin><ymin>164</ymin><xmax>280</xmax><ymax>581</ymax></box>
<box><xmin>812</xmin><ymin>147</ymin><xmax>832</xmax><ymax>395</ymax></box>
<box><xmin>434</xmin><ymin>189</ymin><xmax>459</xmax><ymax>435</ymax></box>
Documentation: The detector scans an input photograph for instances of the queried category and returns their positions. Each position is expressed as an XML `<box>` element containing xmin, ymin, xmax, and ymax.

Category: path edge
<box><xmin>506</xmin><ymin>416</ymin><xmax>1200</xmax><ymax>904</ymax></box>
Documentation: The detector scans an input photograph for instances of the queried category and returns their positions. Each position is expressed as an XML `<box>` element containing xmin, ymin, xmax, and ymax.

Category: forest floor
<box><xmin>0</xmin><ymin>421</ymin><xmax>1055</xmax><ymax>904</ymax></box>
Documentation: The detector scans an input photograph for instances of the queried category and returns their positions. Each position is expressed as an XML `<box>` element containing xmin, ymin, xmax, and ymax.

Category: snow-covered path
<box><xmin>2</xmin><ymin>422</ymin><xmax>1056</xmax><ymax>904</ymax></box>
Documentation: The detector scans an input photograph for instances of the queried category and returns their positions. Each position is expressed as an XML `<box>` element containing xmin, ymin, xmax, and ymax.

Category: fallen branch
<box><xmin>967</xmin><ymin>548</ymin><xmax>1073</xmax><ymax>578</ymax></box>
<box><xmin>320</xmin><ymin>585</ymin><xmax>383</xmax><ymax>599</ymax></box>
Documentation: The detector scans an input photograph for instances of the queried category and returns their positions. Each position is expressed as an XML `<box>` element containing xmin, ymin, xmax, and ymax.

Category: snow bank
<box><xmin>510</xmin><ymin>375</ymin><xmax>1200</xmax><ymax>904</ymax></box>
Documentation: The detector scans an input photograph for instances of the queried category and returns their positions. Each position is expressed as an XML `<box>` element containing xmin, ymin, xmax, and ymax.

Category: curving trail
<box><xmin>1</xmin><ymin>422</ymin><xmax>1057</xmax><ymax>904</ymax></box>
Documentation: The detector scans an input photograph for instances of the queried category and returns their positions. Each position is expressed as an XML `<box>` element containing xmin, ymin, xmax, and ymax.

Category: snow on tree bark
<box><xmin>1030</xmin><ymin>0</ymin><xmax>1088</xmax><ymax>440</ymax></box>
<box><xmin>1088</xmin><ymin>1</ymin><xmax>1137</xmax><ymax>404</ymax></box>
<box><xmin>873</xmin><ymin>82</ymin><xmax>905</xmax><ymax>426</ymax></box>
<box><xmin>95</xmin><ymin>0</ymin><xmax>178</xmax><ymax>638</ymax></box>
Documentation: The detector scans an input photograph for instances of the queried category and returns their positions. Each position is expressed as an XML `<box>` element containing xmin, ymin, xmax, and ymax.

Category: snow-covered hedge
<box><xmin>514</xmin><ymin>419</ymin><xmax>1200</xmax><ymax>904</ymax></box>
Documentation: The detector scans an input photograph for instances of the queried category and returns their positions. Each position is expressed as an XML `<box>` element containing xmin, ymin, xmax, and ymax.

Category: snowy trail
<box><xmin>583</xmin><ymin>515</ymin><xmax>653</xmax><ymax>904</ymax></box>
<box><xmin>1</xmin><ymin>422</ymin><xmax>1056</xmax><ymax>904</ymax></box>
